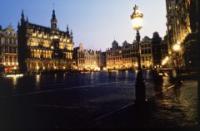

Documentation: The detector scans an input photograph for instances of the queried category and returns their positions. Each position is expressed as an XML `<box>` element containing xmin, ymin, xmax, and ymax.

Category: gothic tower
<box><xmin>51</xmin><ymin>10</ymin><xmax>57</xmax><ymax>30</ymax></box>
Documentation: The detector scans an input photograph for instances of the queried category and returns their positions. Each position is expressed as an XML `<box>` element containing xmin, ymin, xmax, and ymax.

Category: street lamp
<box><xmin>173</xmin><ymin>43</ymin><xmax>181</xmax><ymax>52</ymax></box>
<box><xmin>131</xmin><ymin>5</ymin><xmax>146</xmax><ymax>105</ymax></box>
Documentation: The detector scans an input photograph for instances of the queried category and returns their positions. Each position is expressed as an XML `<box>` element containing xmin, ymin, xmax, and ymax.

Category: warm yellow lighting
<box><xmin>131</xmin><ymin>17</ymin><xmax>143</xmax><ymax>30</ymax></box>
<box><xmin>173</xmin><ymin>43</ymin><xmax>181</xmax><ymax>52</ymax></box>
<box><xmin>53</xmin><ymin>35</ymin><xmax>58</xmax><ymax>39</ymax></box>
<box><xmin>162</xmin><ymin>56</ymin><xmax>169</xmax><ymax>66</ymax></box>
<box><xmin>36</xmin><ymin>74</ymin><xmax>41</xmax><ymax>86</ymax></box>
<box><xmin>36</xmin><ymin>65</ymin><xmax>40</xmax><ymax>70</ymax></box>
<box><xmin>94</xmin><ymin>67</ymin><xmax>100</xmax><ymax>71</ymax></box>
<box><xmin>146</xmin><ymin>63</ymin><xmax>150</xmax><ymax>67</ymax></box>
<box><xmin>134</xmin><ymin>63</ymin><xmax>138</xmax><ymax>68</ymax></box>
<box><xmin>169</xmin><ymin>50</ymin><xmax>172</xmax><ymax>55</ymax></box>
<box><xmin>6</xmin><ymin>74</ymin><xmax>24</xmax><ymax>78</ymax></box>
<box><xmin>103</xmin><ymin>67</ymin><xmax>107</xmax><ymax>71</ymax></box>
<box><xmin>13</xmin><ymin>66</ymin><xmax>17</xmax><ymax>70</ymax></box>
<box><xmin>131</xmin><ymin>5</ymin><xmax>143</xmax><ymax>31</ymax></box>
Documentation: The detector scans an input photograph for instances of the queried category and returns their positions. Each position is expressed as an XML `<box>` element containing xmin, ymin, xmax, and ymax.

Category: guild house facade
<box><xmin>18</xmin><ymin>10</ymin><xmax>74</xmax><ymax>73</ymax></box>
<box><xmin>0</xmin><ymin>25</ymin><xmax>18</xmax><ymax>73</ymax></box>
<box><xmin>73</xmin><ymin>44</ymin><xmax>101</xmax><ymax>71</ymax></box>
<box><xmin>106</xmin><ymin>38</ymin><xmax>153</xmax><ymax>70</ymax></box>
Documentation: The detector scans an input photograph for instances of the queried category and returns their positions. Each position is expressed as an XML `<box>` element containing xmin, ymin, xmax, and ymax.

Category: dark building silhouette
<box><xmin>152</xmin><ymin>32</ymin><xmax>162</xmax><ymax>67</ymax></box>
<box><xmin>18</xmin><ymin>10</ymin><xmax>74</xmax><ymax>73</ymax></box>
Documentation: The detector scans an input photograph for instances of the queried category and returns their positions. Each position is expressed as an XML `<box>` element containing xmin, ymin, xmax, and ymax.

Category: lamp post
<box><xmin>172</xmin><ymin>42</ymin><xmax>181</xmax><ymax>82</ymax></box>
<box><xmin>131</xmin><ymin>5</ymin><xmax>146</xmax><ymax>105</ymax></box>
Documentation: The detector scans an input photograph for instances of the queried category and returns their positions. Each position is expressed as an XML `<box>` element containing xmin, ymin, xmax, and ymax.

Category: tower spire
<box><xmin>51</xmin><ymin>9</ymin><xmax>57</xmax><ymax>30</ymax></box>
<box><xmin>67</xmin><ymin>25</ymin><xmax>69</xmax><ymax>33</ymax></box>
<box><xmin>66</xmin><ymin>25</ymin><xmax>70</xmax><ymax>36</ymax></box>
<box><xmin>21</xmin><ymin>10</ymin><xmax>25</xmax><ymax>23</ymax></box>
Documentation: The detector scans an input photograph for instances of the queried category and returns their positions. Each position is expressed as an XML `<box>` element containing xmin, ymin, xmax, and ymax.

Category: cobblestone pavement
<box><xmin>91</xmin><ymin>80</ymin><xmax>199</xmax><ymax>129</ymax></box>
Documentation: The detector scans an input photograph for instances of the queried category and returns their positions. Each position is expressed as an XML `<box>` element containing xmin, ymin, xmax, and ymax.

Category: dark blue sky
<box><xmin>0</xmin><ymin>0</ymin><xmax>167</xmax><ymax>50</ymax></box>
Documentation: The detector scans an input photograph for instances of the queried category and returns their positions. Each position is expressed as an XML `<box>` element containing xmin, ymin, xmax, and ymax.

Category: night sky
<box><xmin>0</xmin><ymin>0</ymin><xmax>167</xmax><ymax>50</ymax></box>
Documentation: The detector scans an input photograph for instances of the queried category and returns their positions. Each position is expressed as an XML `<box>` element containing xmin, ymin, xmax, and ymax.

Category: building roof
<box><xmin>27</xmin><ymin>22</ymin><xmax>69</xmax><ymax>36</ymax></box>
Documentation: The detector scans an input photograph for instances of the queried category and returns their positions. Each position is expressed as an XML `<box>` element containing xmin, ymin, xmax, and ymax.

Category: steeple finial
<box><xmin>21</xmin><ymin>10</ymin><xmax>25</xmax><ymax>22</ymax></box>
<box><xmin>52</xmin><ymin>9</ymin><xmax>56</xmax><ymax>19</ymax></box>
<box><xmin>67</xmin><ymin>25</ymin><xmax>69</xmax><ymax>32</ymax></box>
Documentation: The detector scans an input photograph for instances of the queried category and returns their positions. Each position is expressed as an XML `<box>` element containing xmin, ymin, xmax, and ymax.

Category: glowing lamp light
<box><xmin>173</xmin><ymin>43</ymin><xmax>181</xmax><ymax>52</ymax></box>
<box><xmin>131</xmin><ymin>5</ymin><xmax>144</xmax><ymax>31</ymax></box>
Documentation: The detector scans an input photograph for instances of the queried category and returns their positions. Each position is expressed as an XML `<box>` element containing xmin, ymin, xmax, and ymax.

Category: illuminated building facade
<box><xmin>106</xmin><ymin>40</ymin><xmax>136</xmax><ymax>70</ymax></box>
<box><xmin>121</xmin><ymin>41</ymin><xmax>138</xmax><ymax>69</ymax></box>
<box><xmin>18</xmin><ymin>10</ymin><xmax>74</xmax><ymax>73</ymax></box>
<box><xmin>140</xmin><ymin>37</ymin><xmax>153</xmax><ymax>68</ymax></box>
<box><xmin>106</xmin><ymin>38</ymin><xmax>153</xmax><ymax>70</ymax></box>
<box><xmin>73</xmin><ymin>44</ymin><xmax>100</xmax><ymax>71</ymax></box>
<box><xmin>166</xmin><ymin>0</ymin><xmax>192</xmax><ymax>68</ymax></box>
<box><xmin>0</xmin><ymin>25</ymin><xmax>18</xmax><ymax>73</ymax></box>
<box><xmin>107</xmin><ymin>41</ymin><xmax>128</xmax><ymax>70</ymax></box>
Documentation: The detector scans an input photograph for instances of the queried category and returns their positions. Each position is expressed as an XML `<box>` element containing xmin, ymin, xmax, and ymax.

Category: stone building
<box><xmin>18</xmin><ymin>10</ymin><xmax>74</xmax><ymax>73</ymax></box>
<box><xmin>166</xmin><ymin>0</ymin><xmax>192</xmax><ymax>68</ymax></box>
<box><xmin>106</xmin><ymin>40</ymin><xmax>134</xmax><ymax>70</ymax></box>
<box><xmin>106</xmin><ymin>37</ymin><xmax>154</xmax><ymax>70</ymax></box>
<box><xmin>106</xmin><ymin>40</ymin><xmax>122</xmax><ymax>70</ymax></box>
<box><xmin>121</xmin><ymin>41</ymin><xmax>138</xmax><ymax>69</ymax></box>
<box><xmin>0</xmin><ymin>25</ymin><xmax>18</xmax><ymax>73</ymax></box>
<box><xmin>73</xmin><ymin>44</ymin><xmax>101</xmax><ymax>71</ymax></box>
<box><xmin>140</xmin><ymin>36</ymin><xmax>153</xmax><ymax>68</ymax></box>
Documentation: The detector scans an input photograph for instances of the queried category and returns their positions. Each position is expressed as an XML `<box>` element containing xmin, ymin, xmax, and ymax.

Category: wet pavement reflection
<box><xmin>0</xmin><ymin>71</ymin><xmax>198</xmax><ymax>129</ymax></box>
<box><xmin>150</xmin><ymin>80</ymin><xmax>198</xmax><ymax>128</ymax></box>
